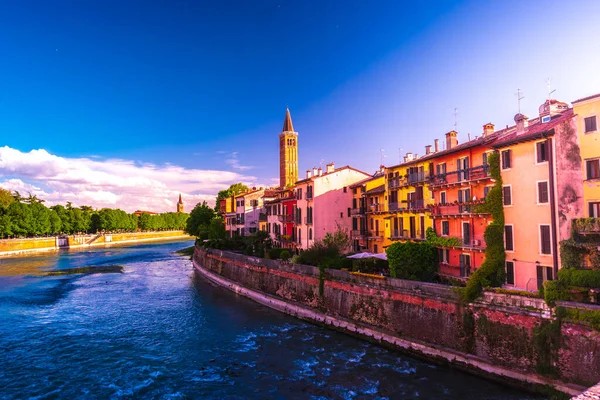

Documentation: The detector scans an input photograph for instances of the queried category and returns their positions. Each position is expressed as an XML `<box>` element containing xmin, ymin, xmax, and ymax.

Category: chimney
<box><xmin>514</xmin><ymin>114</ymin><xmax>529</xmax><ymax>135</ymax></box>
<box><xmin>425</xmin><ymin>145</ymin><xmax>432</xmax><ymax>155</ymax></box>
<box><xmin>317</xmin><ymin>167</ymin><xmax>323</xmax><ymax>176</ymax></box>
<box><xmin>306</xmin><ymin>170</ymin><xmax>312</xmax><ymax>179</ymax></box>
<box><xmin>326</xmin><ymin>162</ymin><xmax>335</xmax><ymax>173</ymax></box>
<box><xmin>312</xmin><ymin>167</ymin><xmax>318</xmax><ymax>176</ymax></box>
<box><xmin>379</xmin><ymin>165</ymin><xmax>385</xmax><ymax>173</ymax></box>
<box><xmin>434</xmin><ymin>139</ymin><xmax>439</xmax><ymax>152</ymax></box>
<box><xmin>445</xmin><ymin>131</ymin><xmax>458</xmax><ymax>149</ymax></box>
<box><xmin>405</xmin><ymin>152</ymin><xmax>413</xmax><ymax>162</ymax></box>
<box><xmin>483</xmin><ymin>123</ymin><xmax>494</xmax><ymax>138</ymax></box>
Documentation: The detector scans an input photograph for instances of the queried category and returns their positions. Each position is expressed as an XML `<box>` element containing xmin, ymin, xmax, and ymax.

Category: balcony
<box><xmin>351</xmin><ymin>229</ymin><xmax>368</xmax><ymax>239</ymax></box>
<box><xmin>306</xmin><ymin>192</ymin><xmax>313</xmax><ymax>200</ymax></box>
<box><xmin>278</xmin><ymin>215</ymin><xmax>294</xmax><ymax>223</ymax></box>
<box><xmin>368</xmin><ymin>230</ymin><xmax>384</xmax><ymax>240</ymax></box>
<box><xmin>428</xmin><ymin>165</ymin><xmax>491</xmax><ymax>188</ymax></box>
<box><xmin>407</xmin><ymin>172</ymin><xmax>426</xmax><ymax>185</ymax></box>
<box><xmin>573</xmin><ymin>218</ymin><xmax>600</xmax><ymax>235</ymax></box>
<box><xmin>258</xmin><ymin>213</ymin><xmax>267</xmax><ymax>222</ymax></box>
<box><xmin>430</xmin><ymin>203</ymin><xmax>488</xmax><ymax>218</ymax></box>
<box><xmin>367</xmin><ymin>203</ymin><xmax>385</xmax><ymax>213</ymax></box>
<box><xmin>388</xmin><ymin>178</ymin><xmax>406</xmax><ymax>189</ymax></box>
<box><xmin>351</xmin><ymin>207</ymin><xmax>367</xmax><ymax>216</ymax></box>
<box><xmin>408</xmin><ymin>199</ymin><xmax>425</xmax><ymax>211</ymax></box>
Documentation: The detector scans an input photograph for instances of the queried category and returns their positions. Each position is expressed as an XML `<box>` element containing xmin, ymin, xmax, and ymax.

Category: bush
<box><xmin>280</xmin><ymin>250</ymin><xmax>291</xmax><ymax>261</ymax></box>
<box><xmin>267</xmin><ymin>247</ymin><xmax>284</xmax><ymax>260</ymax></box>
<box><xmin>386</xmin><ymin>241</ymin><xmax>437</xmax><ymax>281</ymax></box>
<box><xmin>558</xmin><ymin>268</ymin><xmax>600</xmax><ymax>288</ymax></box>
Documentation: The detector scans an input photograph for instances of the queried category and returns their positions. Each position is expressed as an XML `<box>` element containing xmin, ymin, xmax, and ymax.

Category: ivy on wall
<box><xmin>425</xmin><ymin>227</ymin><xmax>462</xmax><ymax>247</ymax></box>
<box><xmin>461</xmin><ymin>152</ymin><xmax>506</xmax><ymax>303</ymax></box>
<box><xmin>386</xmin><ymin>241</ymin><xmax>438</xmax><ymax>282</ymax></box>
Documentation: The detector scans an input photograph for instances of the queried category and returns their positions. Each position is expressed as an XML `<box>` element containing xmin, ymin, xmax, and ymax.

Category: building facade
<box><xmin>350</xmin><ymin>173</ymin><xmax>385</xmax><ymax>253</ymax></box>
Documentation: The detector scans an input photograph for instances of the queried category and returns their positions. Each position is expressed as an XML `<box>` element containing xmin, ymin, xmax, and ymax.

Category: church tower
<box><xmin>279</xmin><ymin>108</ymin><xmax>298</xmax><ymax>188</ymax></box>
<box><xmin>177</xmin><ymin>194</ymin><xmax>184</xmax><ymax>213</ymax></box>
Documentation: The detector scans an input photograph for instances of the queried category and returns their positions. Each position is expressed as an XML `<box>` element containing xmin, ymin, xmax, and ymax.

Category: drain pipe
<box><xmin>547</xmin><ymin>137</ymin><xmax>559</xmax><ymax>277</ymax></box>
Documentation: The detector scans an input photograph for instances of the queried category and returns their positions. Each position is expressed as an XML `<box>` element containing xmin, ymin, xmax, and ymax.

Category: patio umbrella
<box><xmin>373</xmin><ymin>253</ymin><xmax>387</xmax><ymax>261</ymax></box>
<box><xmin>346</xmin><ymin>252</ymin><xmax>375</xmax><ymax>259</ymax></box>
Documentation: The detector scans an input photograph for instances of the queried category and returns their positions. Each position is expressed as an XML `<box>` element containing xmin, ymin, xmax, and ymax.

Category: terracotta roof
<box><xmin>282</xmin><ymin>108</ymin><xmax>294</xmax><ymax>132</ymax></box>
<box><xmin>492</xmin><ymin>109</ymin><xmax>574</xmax><ymax>148</ymax></box>
<box><xmin>572</xmin><ymin>93</ymin><xmax>600</xmax><ymax>104</ymax></box>
<box><xmin>364</xmin><ymin>184</ymin><xmax>385</xmax><ymax>196</ymax></box>
<box><xmin>295</xmin><ymin>165</ymin><xmax>370</xmax><ymax>184</ymax></box>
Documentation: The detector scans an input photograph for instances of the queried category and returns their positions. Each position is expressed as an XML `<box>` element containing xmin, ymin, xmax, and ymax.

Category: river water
<box><xmin>0</xmin><ymin>241</ymin><xmax>544</xmax><ymax>399</ymax></box>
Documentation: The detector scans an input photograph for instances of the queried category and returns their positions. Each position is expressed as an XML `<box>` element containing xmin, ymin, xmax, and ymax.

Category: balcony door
<box><xmin>459</xmin><ymin>254</ymin><xmax>471</xmax><ymax>277</ymax></box>
<box><xmin>409</xmin><ymin>217</ymin><xmax>416</xmax><ymax>238</ymax></box>
<box><xmin>462</xmin><ymin>222</ymin><xmax>471</xmax><ymax>245</ymax></box>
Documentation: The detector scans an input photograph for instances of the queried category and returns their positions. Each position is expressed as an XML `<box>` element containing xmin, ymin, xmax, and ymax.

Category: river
<box><xmin>0</xmin><ymin>241</ymin><xmax>544</xmax><ymax>399</ymax></box>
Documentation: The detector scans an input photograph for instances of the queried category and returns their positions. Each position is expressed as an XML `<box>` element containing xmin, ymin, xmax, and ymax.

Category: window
<box><xmin>483</xmin><ymin>186</ymin><xmax>491</xmax><ymax>200</ymax></box>
<box><xmin>587</xmin><ymin>159</ymin><xmax>600</xmax><ymax>180</ymax></box>
<box><xmin>439</xmin><ymin>248</ymin><xmax>449</xmax><ymax>264</ymax></box>
<box><xmin>309</xmin><ymin>228</ymin><xmax>312</xmax><ymax>241</ymax></box>
<box><xmin>540</xmin><ymin>225</ymin><xmax>552</xmax><ymax>255</ymax></box>
<box><xmin>347</xmin><ymin>207</ymin><xmax>351</xmax><ymax>217</ymax></box>
<box><xmin>440</xmin><ymin>192</ymin><xmax>447</xmax><ymax>205</ymax></box>
<box><xmin>585</xmin><ymin>116</ymin><xmax>598</xmax><ymax>133</ymax></box>
<box><xmin>298</xmin><ymin>228</ymin><xmax>302</xmax><ymax>243</ymax></box>
<box><xmin>343</xmin><ymin>186</ymin><xmax>347</xmax><ymax>193</ymax></box>
<box><xmin>436</xmin><ymin>163</ymin><xmax>447</xmax><ymax>176</ymax></box>
<box><xmin>505</xmin><ymin>225</ymin><xmax>514</xmax><ymax>251</ymax></box>
<box><xmin>537</xmin><ymin>181</ymin><xmax>549</xmax><ymax>204</ymax></box>
<box><xmin>502</xmin><ymin>186</ymin><xmax>512</xmax><ymax>206</ymax></box>
<box><xmin>506</xmin><ymin>262</ymin><xmax>515</xmax><ymax>285</ymax></box>
<box><xmin>297</xmin><ymin>188</ymin><xmax>303</xmax><ymax>200</ymax></box>
<box><xmin>590</xmin><ymin>202</ymin><xmax>600</xmax><ymax>218</ymax></box>
<box><xmin>442</xmin><ymin>221</ymin><xmax>449</xmax><ymax>236</ymax></box>
<box><xmin>536</xmin><ymin>141</ymin><xmax>548</xmax><ymax>163</ymax></box>
<box><xmin>501</xmin><ymin>149</ymin><xmax>512</xmax><ymax>169</ymax></box>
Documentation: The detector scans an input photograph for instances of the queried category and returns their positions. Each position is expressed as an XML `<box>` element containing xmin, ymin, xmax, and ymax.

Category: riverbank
<box><xmin>192</xmin><ymin>247</ymin><xmax>600</xmax><ymax>398</ymax></box>
<box><xmin>0</xmin><ymin>231</ymin><xmax>191</xmax><ymax>258</ymax></box>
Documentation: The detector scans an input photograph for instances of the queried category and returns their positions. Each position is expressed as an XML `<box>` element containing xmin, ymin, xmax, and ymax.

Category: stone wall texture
<box><xmin>194</xmin><ymin>247</ymin><xmax>600</xmax><ymax>396</ymax></box>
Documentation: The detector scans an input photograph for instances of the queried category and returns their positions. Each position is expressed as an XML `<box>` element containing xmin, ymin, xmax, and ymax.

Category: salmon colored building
<box><xmin>264</xmin><ymin>189</ymin><xmax>297</xmax><ymax>249</ymax></box>
<box><xmin>572</xmin><ymin>93</ymin><xmax>600</xmax><ymax>218</ymax></box>
<box><xmin>493</xmin><ymin>101</ymin><xmax>583</xmax><ymax>290</ymax></box>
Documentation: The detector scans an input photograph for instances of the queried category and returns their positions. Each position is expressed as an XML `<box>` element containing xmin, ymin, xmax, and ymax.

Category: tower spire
<box><xmin>282</xmin><ymin>107</ymin><xmax>294</xmax><ymax>132</ymax></box>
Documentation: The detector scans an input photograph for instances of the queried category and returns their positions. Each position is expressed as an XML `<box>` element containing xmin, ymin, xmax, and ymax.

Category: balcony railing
<box><xmin>367</xmin><ymin>203</ymin><xmax>384</xmax><ymax>213</ymax></box>
<box><xmin>390</xmin><ymin>229</ymin><xmax>408</xmax><ymax>239</ymax></box>
<box><xmin>351</xmin><ymin>207</ymin><xmax>367</xmax><ymax>216</ymax></box>
<box><xmin>428</xmin><ymin>165</ymin><xmax>491</xmax><ymax>187</ymax></box>
<box><xmin>258</xmin><ymin>213</ymin><xmax>267</xmax><ymax>222</ymax></box>
<box><xmin>304</xmin><ymin>217</ymin><xmax>313</xmax><ymax>225</ymax></box>
<box><xmin>430</xmin><ymin>203</ymin><xmax>488</xmax><ymax>217</ymax></box>
<box><xmin>351</xmin><ymin>229</ymin><xmax>368</xmax><ymax>238</ymax></box>
<box><xmin>306</xmin><ymin>192</ymin><xmax>313</xmax><ymax>200</ymax></box>
<box><xmin>573</xmin><ymin>218</ymin><xmax>600</xmax><ymax>235</ymax></box>
<box><xmin>408</xmin><ymin>199</ymin><xmax>425</xmax><ymax>210</ymax></box>
<box><xmin>388</xmin><ymin>178</ymin><xmax>406</xmax><ymax>189</ymax></box>
<box><xmin>407</xmin><ymin>172</ymin><xmax>426</xmax><ymax>184</ymax></box>
<box><xmin>278</xmin><ymin>215</ymin><xmax>294</xmax><ymax>223</ymax></box>
<box><xmin>368</xmin><ymin>230</ymin><xmax>384</xmax><ymax>240</ymax></box>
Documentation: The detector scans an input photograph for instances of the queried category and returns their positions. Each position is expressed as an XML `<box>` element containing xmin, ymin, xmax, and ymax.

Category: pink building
<box><xmin>493</xmin><ymin>101</ymin><xmax>584</xmax><ymax>291</ymax></box>
<box><xmin>294</xmin><ymin>163</ymin><xmax>370</xmax><ymax>250</ymax></box>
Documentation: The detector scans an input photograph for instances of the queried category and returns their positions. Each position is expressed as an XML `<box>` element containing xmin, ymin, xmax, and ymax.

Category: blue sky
<box><xmin>0</xmin><ymin>0</ymin><xmax>599</xmax><ymax>211</ymax></box>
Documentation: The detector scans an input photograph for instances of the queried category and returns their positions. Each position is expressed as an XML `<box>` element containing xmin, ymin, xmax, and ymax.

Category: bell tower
<box><xmin>177</xmin><ymin>194</ymin><xmax>184</xmax><ymax>213</ymax></box>
<box><xmin>279</xmin><ymin>108</ymin><xmax>298</xmax><ymax>188</ymax></box>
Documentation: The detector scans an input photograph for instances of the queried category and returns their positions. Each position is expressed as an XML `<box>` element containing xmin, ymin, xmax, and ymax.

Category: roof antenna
<box><xmin>380</xmin><ymin>149</ymin><xmax>386</xmax><ymax>166</ymax></box>
<box><xmin>453</xmin><ymin>107</ymin><xmax>458</xmax><ymax>132</ymax></box>
<box><xmin>398</xmin><ymin>148</ymin><xmax>403</xmax><ymax>163</ymax></box>
<box><xmin>516</xmin><ymin>88</ymin><xmax>525</xmax><ymax>114</ymax></box>
<box><xmin>547</xmin><ymin>78</ymin><xmax>556</xmax><ymax>101</ymax></box>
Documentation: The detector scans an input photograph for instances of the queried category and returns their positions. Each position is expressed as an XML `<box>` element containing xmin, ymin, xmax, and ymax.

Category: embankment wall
<box><xmin>193</xmin><ymin>247</ymin><xmax>600</xmax><ymax>397</ymax></box>
<box><xmin>0</xmin><ymin>231</ymin><xmax>191</xmax><ymax>257</ymax></box>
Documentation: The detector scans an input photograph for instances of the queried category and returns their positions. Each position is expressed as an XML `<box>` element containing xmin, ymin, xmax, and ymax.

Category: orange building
<box><xmin>427</xmin><ymin>126</ymin><xmax>506</xmax><ymax>279</ymax></box>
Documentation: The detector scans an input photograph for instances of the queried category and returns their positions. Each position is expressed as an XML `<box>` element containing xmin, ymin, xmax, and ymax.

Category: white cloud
<box><xmin>225</xmin><ymin>151</ymin><xmax>254</xmax><ymax>171</ymax></box>
<box><xmin>0</xmin><ymin>146</ymin><xmax>261</xmax><ymax>213</ymax></box>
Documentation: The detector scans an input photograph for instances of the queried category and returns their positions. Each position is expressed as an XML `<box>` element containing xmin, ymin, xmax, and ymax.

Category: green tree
<box><xmin>7</xmin><ymin>202</ymin><xmax>33</xmax><ymax>236</ymax></box>
<box><xmin>48</xmin><ymin>209</ymin><xmax>62</xmax><ymax>234</ymax></box>
<box><xmin>185</xmin><ymin>201</ymin><xmax>216</xmax><ymax>238</ymax></box>
<box><xmin>386</xmin><ymin>241</ymin><xmax>438</xmax><ymax>281</ymax></box>
<box><xmin>214</xmin><ymin>183</ymin><xmax>249</xmax><ymax>211</ymax></box>
<box><xmin>0</xmin><ymin>187</ymin><xmax>15</xmax><ymax>208</ymax></box>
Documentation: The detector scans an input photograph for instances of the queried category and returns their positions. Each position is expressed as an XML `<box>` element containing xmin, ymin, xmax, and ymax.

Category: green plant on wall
<box><xmin>425</xmin><ymin>227</ymin><xmax>462</xmax><ymax>247</ymax></box>
<box><xmin>386</xmin><ymin>241</ymin><xmax>438</xmax><ymax>281</ymax></box>
<box><xmin>461</xmin><ymin>152</ymin><xmax>506</xmax><ymax>303</ymax></box>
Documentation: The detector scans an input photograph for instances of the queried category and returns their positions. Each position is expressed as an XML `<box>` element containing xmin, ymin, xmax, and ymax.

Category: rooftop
<box><xmin>493</xmin><ymin>109</ymin><xmax>574</xmax><ymax>148</ymax></box>
<box><xmin>572</xmin><ymin>93</ymin><xmax>600</xmax><ymax>104</ymax></box>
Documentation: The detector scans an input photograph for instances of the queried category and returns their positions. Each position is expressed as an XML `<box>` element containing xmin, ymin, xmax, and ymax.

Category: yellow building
<box><xmin>349</xmin><ymin>171</ymin><xmax>388</xmax><ymax>253</ymax></box>
<box><xmin>572</xmin><ymin>93</ymin><xmax>600</xmax><ymax>217</ymax></box>
<box><xmin>385</xmin><ymin>153</ymin><xmax>434</xmax><ymax>246</ymax></box>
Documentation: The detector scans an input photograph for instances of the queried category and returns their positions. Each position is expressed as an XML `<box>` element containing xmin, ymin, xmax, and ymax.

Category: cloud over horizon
<box><xmin>0</xmin><ymin>146</ymin><xmax>265</xmax><ymax>213</ymax></box>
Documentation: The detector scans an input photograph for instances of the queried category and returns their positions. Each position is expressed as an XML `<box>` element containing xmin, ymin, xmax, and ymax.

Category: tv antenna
<box><xmin>516</xmin><ymin>88</ymin><xmax>525</xmax><ymax>114</ymax></box>
<box><xmin>453</xmin><ymin>108</ymin><xmax>458</xmax><ymax>132</ymax></box>
<box><xmin>379</xmin><ymin>149</ymin><xmax>386</xmax><ymax>166</ymax></box>
<box><xmin>547</xmin><ymin>78</ymin><xmax>556</xmax><ymax>101</ymax></box>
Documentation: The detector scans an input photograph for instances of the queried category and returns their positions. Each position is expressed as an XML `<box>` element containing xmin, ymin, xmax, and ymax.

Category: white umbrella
<box><xmin>373</xmin><ymin>253</ymin><xmax>387</xmax><ymax>261</ymax></box>
<box><xmin>346</xmin><ymin>252</ymin><xmax>375</xmax><ymax>259</ymax></box>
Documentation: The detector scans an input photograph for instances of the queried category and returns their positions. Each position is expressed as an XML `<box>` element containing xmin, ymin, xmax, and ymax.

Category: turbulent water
<box><xmin>0</xmin><ymin>241</ymin><xmax>544</xmax><ymax>399</ymax></box>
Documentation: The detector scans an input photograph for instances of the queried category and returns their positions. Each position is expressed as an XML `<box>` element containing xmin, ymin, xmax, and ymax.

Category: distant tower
<box><xmin>279</xmin><ymin>108</ymin><xmax>298</xmax><ymax>188</ymax></box>
<box><xmin>177</xmin><ymin>194</ymin><xmax>184</xmax><ymax>213</ymax></box>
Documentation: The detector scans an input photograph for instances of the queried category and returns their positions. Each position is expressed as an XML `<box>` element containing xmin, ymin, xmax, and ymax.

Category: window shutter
<box><xmin>503</xmin><ymin>186</ymin><xmax>511</xmax><ymax>205</ymax></box>
<box><xmin>505</xmin><ymin>226</ymin><xmax>513</xmax><ymax>251</ymax></box>
<box><xmin>540</xmin><ymin>226</ymin><xmax>551</xmax><ymax>254</ymax></box>
<box><xmin>506</xmin><ymin>262</ymin><xmax>515</xmax><ymax>285</ymax></box>
<box><xmin>538</xmin><ymin>182</ymin><xmax>549</xmax><ymax>203</ymax></box>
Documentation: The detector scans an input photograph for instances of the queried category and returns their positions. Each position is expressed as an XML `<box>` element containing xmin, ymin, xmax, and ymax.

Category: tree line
<box><xmin>0</xmin><ymin>188</ymin><xmax>189</xmax><ymax>238</ymax></box>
